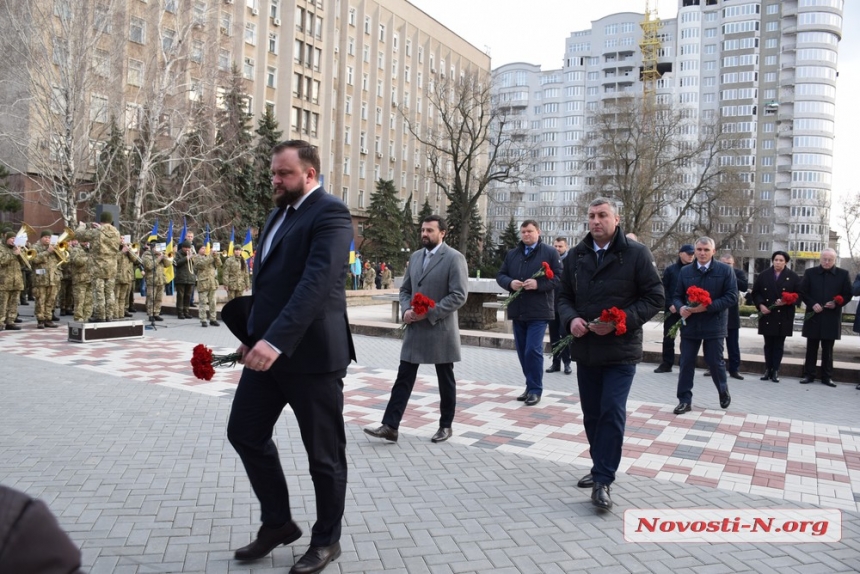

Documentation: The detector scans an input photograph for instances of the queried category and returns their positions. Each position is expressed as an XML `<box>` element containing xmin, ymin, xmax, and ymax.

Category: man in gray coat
<box><xmin>364</xmin><ymin>215</ymin><xmax>468</xmax><ymax>443</ymax></box>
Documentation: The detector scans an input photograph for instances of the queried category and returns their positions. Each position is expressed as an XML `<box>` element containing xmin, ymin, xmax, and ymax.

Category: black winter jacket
<box><xmin>497</xmin><ymin>238</ymin><xmax>562</xmax><ymax>321</ymax></box>
<box><xmin>557</xmin><ymin>229</ymin><xmax>663</xmax><ymax>366</ymax></box>
<box><xmin>672</xmin><ymin>259</ymin><xmax>737</xmax><ymax>340</ymax></box>
<box><xmin>800</xmin><ymin>265</ymin><xmax>853</xmax><ymax>340</ymax></box>
<box><xmin>661</xmin><ymin>258</ymin><xmax>690</xmax><ymax>312</ymax></box>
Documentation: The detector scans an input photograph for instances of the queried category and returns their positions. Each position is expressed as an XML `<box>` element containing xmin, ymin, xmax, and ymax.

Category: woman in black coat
<box><xmin>751</xmin><ymin>251</ymin><xmax>801</xmax><ymax>382</ymax></box>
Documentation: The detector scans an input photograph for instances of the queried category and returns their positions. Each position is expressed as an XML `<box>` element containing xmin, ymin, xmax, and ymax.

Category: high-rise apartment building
<box><xmin>0</xmin><ymin>0</ymin><xmax>489</xmax><ymax>237</ymax></box>
<box><xmin>487</xmin><ymin>0</ymin><xmax>843</xmax><ymax>271</ymax></box>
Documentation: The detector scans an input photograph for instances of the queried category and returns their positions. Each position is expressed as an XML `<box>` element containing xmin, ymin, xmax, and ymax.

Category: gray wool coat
<box><xmin>399</xmin><ymin>242</ymin><xmax>469</xmax><ymax>364</ymax></box>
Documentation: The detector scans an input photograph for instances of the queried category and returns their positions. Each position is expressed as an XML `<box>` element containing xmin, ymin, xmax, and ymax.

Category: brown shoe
<box><xmin>234</xmin><ymin>521</ymin><xmax>303</xmax><ymax>561</ymax></box>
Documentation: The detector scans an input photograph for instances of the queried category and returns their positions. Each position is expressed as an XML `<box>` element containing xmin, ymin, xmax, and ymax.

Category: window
<box><xmin>221</xmin><ymin>11</ymin><xmax>233</xmax><ymax>35</ymax></box>
<box><xmin>379</xmin><ymin>24</ymin><xmax>385</xmax><ymax>42</ymax></box>
<box><xmin>245</xmin><ymin>22</ymin><xmax>257</xmax><ymax>45</ymax></box>
<box><xmin>130</xmin><ymin>17</ymin><xmax>146</xmax><ymax>44</ymax></box>
<box><xmin>165</xmin><ymin>0</ymin><xmax>177</xmax><ymax>13</ymax></box>
<box><xmin>191</xmin><ymin>40</ymin><xmax>204</xmax><ymax>63</ymax></box>
<box><xmin>218</xmin><ymin>49</ymin><xmax>230</xmax><ymax>71</ymax></box>
<box><xmin>94</xmin><ymin>4</ymin><xmax>112</xmax><ymax>33</ymax></box>
<box><xmin>243</xmin><ymin>57</ymin><xmax>255</xmax><ymax>79</ymax></box>
<box><xmin>269</xmin><ymin>33</ymin><xmax>278</xmax><ymax>54</ymax></box>
<box><xmin>162</xmin><ymin>29</ymin><xmax>176</xmax><ymax>52</ymax></box>
<box><xmin>266</xmin><ymin>66</ymin><xmax>276</xmax><ymax>88</ymax></box>
<box><xmin>125</xmin><ymin>103</ymin><xmax>142</xmax><ymax>130</ymax></box>
<box><xmin>90</xmin><ymin>94</ymin><xmax>108</xmax><ymax>123</ymax></box>
<box><xmin>93</xmin><ymin>49</ymin><xmax>109</xmax><ymax>77</ymax></box>
<box><xmin>127</xmin><ymin>58</ymin><xmax>144</xmax><ymax>86</ymax></box>
<box><xmin>348</xmin><ymin>7</ymin><xmax>356</xmax><ymax>26</ymax></box>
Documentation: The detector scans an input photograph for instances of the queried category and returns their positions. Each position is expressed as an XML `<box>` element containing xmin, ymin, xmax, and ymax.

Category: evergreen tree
<box><xmin>363</xmin><ymin>179</ymin><xmax>405</xmax><ymax>267</ymax></box>
<box><xmin>94</xmin><ymin>115</ymin><xmax>129</xmax><ymax>210</ymax></box>
<box><xmin>398</xmin><ymin>192</ymin><xmax>414</xmax><ymax>270</ymax></box>
<box><xmin>446</xmin><ymin>201</ymin><xmax>483</xmax><ymax>270</ymax></box>
<box><xmin>251</xmin><ymin>105</ymin><xmax>283</xmax><ymax>232</ymax></box>
<box><xmin>498</xmin><ymin>216</ymin><xmax>520</xmax><ymax>261</ymax></box>
<box><xmin>217</xmin><ymin>67</ymin><xmax>256</xmax><ymax>229</ymax></box>
<box><xmin>0</xmin><ymin>164</ymin><xmax>20</xmax><ymax>214</ymax></box>
<box><xmin>415</xmin><ymin>198</ymin><xmax>434</xmax><ymax>251</ymax></box>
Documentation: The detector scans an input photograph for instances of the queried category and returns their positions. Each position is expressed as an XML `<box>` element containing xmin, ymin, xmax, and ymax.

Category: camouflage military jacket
<box><xmin>0</xmin><ymin>245</ymin><xmax>25</xmax><ymax>291</ymax></box>
<box><xmin>192</xmin><ymin>253</ymin><xmax>221</xmax><ymax>291</ymax></box>
<box><xmin>222</xmin><ymin>256</ymin><xmax>250</xmax><ymax>292</ymax></box>
<box><xmin>31</xmin><ymin>243</ymin><xmax>61</xmax><ymax>287</ymax></box>
<box><xmin>69</xmin><ymin>245</ymin><xmax>92</xmax><ymax>285</ymax></box>
<box><xmin>76</xmin><ymin>224</ymin><xmax>121</xmax><ymax>279</ymax></box>
<box><xmin>141</xmin><ymin>251</ymin><xmax>170</xmax><ymax>287</ymax></box>
<box><xmin>116</xmin><ymin>249</ymin><xmax>134</xmax><ymax>284</ymax></box>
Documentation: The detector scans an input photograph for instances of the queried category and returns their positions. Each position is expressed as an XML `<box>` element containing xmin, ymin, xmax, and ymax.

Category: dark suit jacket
<box><xmin>751</xmin><ymin>266</ymin><xmax>801</xmax><ymax>337</ymax></box>
<box><xmin>672</xmin><ymin>259</ymin><xmax>737</xmax><ymax>340</ymax></box>
<box><xmin>250</xmin><ymin>187</ymin><xmax>356</xmax><ymax>374</ymax></box>
<box><xmin>800</xmin><ymin>265</ymin><xmax>853</xmax><ymax>340</ymax></box>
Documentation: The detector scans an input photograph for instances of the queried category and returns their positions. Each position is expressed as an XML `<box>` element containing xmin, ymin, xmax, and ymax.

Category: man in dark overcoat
<box><xmin>799</xmin><ymin>248</ymin><xmax>853</xmax><ymax>387</ymax></box>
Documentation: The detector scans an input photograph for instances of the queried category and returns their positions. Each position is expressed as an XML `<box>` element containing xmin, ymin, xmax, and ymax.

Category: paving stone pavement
<box><xmin>1</xmin><ymin>305</ymin><xmax>859</xmax><ymax>573</ymax></box>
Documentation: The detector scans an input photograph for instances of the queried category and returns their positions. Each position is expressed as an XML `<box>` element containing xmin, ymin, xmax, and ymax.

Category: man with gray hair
<box><xmin>798</xmin><ymin>248</ymin><xmax>852</xmax><ymax>387</ymax></box>
<box><xmin>672</xmin><ymin>237</ymin><xmax>738</xmax><ymax>415</ymax></box>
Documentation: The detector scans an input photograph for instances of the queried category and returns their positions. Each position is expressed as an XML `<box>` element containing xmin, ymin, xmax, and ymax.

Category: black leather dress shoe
<box><xmin>564</xmin><ymin>365</ymin><xmax>572</xmax><ymax>375</ymax></box>
<box><xmin>289</xmin><ymin>542</ymin><xmax>341</xmax><ymax>574</ymax></box>
<box><xmin>524</xmin><ymin>393</ymin><xmax>541</xmax><ymax>406</ymax></box>
<box><xmin>856</xmin><ymin>384</ymin><xmax>860</xmax><ymax>390</ymax></box>
<box><xmin>363</xmin><ymin>424</ymin><xmax>398</xmax><ymax>443</ymax></box>
<box><xmin>234</xmin><ymin>521</ymin><xmax>302</xmax><ymax>561</ymax></box>
<box><xmin>760</xmin><ymin>370</ymin><xmax>772</xmax><ymax>381</ymax></box>
<box><xmin>516</xmin><ymin>390</ymin><xmax>529</xmax><ymax>401</ymax></box>
<box><xmin>821</xmin><ymin>380</ymin><xmax>837</xmax><ymax>388</ymax></box>
<box><xmin>592</xmin><ymin>483</ymin><xmax>612</xmax><ymax>510</ymax></box>
<box><xmin>545</xmin><ymin>365</ymin><xmax>560</xmax><ymax>373</ymax></box>
<box><xmin>577</xmin><ymin>473</ymin><xmax>594</xmax><ymax>488</ymax></box>
<box><xmin>654</xmin><ymin>364</ymin><xmax>672</xmax><ymax>373</ymax></box>
<box><xmin>431</xmin><ymin>427</ymin><xmax>452</xmax><ymax>443</ymax></box>
<box><xmin>702</xmin><ymin>370</ymin><xmax>711</xmax><ymax>377</ymax></box>
<box><xmin>673</xmin><ymin>402</ymin><xmax>691</xmax><ymax>415</ymax></box>
<box><xmin>799</xmin><ymin>377</ymin><xmax>815</xmax><ymax>384</ymax></box>
<box><xmin>770</xmin><ymin>370</ymin><xmax>780</xmax><ymax>383</ymax></box>
<box><xmin>719</xmin><ymin>391</ymin><xmax>731</xmax><ymax>409</ymax></box>
<box><xmin>729</xmin><ymin>371</ymin><xmax>744</xmax><ymax>380</ymax></box>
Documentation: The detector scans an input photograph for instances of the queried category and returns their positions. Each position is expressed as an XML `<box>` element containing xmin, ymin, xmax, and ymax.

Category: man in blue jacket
<box><xmin>672</xmin><ymin>237</ymin><xmax>738</xmax><ymax>415</ymax></box>
<box><xmin>497</xmin><ymin>220</ymin><xmax>562</xmax><ymax>406</ymax></box>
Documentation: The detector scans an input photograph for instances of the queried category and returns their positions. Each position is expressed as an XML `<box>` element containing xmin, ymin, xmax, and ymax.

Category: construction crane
<box><xmin>639</xmin><ymin>0</ymin><xmax>662</xmax><ymax>108</ymax></box>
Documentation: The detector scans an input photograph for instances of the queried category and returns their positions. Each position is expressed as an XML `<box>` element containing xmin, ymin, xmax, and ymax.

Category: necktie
<box><xmin>699</xmin><ymin>265</ymin><xmax>707</xmax><ymax>273</ymax></box>
<box><xmin>261</xmin><ymin>207</ymin><xmax>295</xmax><ymax>262</ymax></box>
<box><xmin>524</xmin><ymin>246</ymin><xmax>532</xmax><ymax>257</ymax></box>
<box><xmin>596</xmin><ymin>249</ymin><xmax>605</xmax><ymax>266</ymax></box>
<box><xmin>423</xmin><ymin>250</ymin><xmax>433</xmax><ymax>271</ymax></box>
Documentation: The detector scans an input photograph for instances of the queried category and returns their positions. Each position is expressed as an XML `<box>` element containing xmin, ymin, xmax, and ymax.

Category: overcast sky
<box><xmin>408</xmin><ymin>0</ymin><xmax>859</xmax><ymax>235</ymax></box>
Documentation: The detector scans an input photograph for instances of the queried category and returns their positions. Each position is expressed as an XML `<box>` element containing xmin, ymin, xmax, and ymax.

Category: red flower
<box><xmin>551</xmin><ymin>306</ymin><xmax>626</xmax><ymax>355</ymax></box>
<box><xmin>780</xmin><ymin>291</ymin><xmax>799</xmax><ymax>306</ymax></box>
<box><xmin>833</xmin><ymin>295</ymin><xmax>844</xmax><ymax>306</ymax></box>
<box><xmin>190</xmin><ymin>343</ymin><xmax>242</xmax><ymax>381</ymax></box>
<box><xmin>501</xmin><ymin>261</ymin><xmax>555</xmax><ymax>309</ymax></box>
<box><xmin>541</xmin><ymin>261</ymin><xmax>555</xmax><ymax>280</ymax></box>
<box><xmin>667</xmin><ymin>285</ymin><xmax>712</xmax><ymax>339</ymax></box>
<box><xmin>399</xmin><ymin>293</ymin><xmax>436</xmax><ymax>333</ymax></box>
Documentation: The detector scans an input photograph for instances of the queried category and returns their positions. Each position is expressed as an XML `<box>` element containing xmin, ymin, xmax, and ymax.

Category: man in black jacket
<box><xmin>720</xmin><ymin>254</ymin><xmax>749</xmax><ymax>379</ymax></box>
<box><xmin>558</xmin><ymin>198</ymin><xmax>663</xmax><ymax>511</ymax></box>
<box><xmin>799</xmin><ymin>248</ymin><xmax>853</xmax><ymax>387</ymax></box>
<box><xmin>547</xmin><ymin>237</ymin><xmax>572</xmax><ymax>375</ymax></box>
<box><xmin>497</xmin><ymin>220</ymin><xmax>562</xmax><ymax>406</ymax></box>
<box><xmin>654</xmin><ymin>244</ymin><xmax>695</xmax><ymax>373</ymax></box>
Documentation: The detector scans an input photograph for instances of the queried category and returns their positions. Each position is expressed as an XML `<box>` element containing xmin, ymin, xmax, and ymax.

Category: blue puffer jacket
<box><xmin>496</xmin><ymin>238</ymin><xmax>561</xmax><ymax>321</ymax></box>
<box><xmin>672</xmin><ymin>259</ymin><xmax>738</xmax><ymax>340</ymax></box>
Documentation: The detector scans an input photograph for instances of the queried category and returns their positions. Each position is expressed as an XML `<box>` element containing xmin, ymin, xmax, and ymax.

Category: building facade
<box><xmin>487</xmin><ymin>0</ymin><xmax>843</xmax><ymax>271</ymax></box>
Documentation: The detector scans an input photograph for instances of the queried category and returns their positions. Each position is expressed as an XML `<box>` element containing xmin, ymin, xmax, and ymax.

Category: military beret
<box><xmin>40</xmin><ymin>230</ymin><xmax>53</xmax><ymax>238</ymax></box>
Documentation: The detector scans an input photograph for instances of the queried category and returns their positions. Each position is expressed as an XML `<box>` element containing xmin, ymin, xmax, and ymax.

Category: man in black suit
<box><xmin>719</xmin><ymin>253</ymin><xmax>749</xmax><ymax>380</ymax></box>
<box><xmin>226</xmin><ymin>140</ymin><xmax>354</xmax><ymax>574</ymax></box>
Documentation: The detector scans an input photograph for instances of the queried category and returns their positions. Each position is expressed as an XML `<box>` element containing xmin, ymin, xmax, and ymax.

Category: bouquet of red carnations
<box><xmin>399</xmin><ymin>292</ymin><xmax>436</xmax><ymax>333</ymax></box>
<box><xmin>551</xmin><ymin>306</ymin><xmax>627</xmax><ymax>355</ymax></box>
<box><xmin>191</xmin><ymin>344</ymin><xmax>242</xmax><ymax>381</ymax></box>
<box><xmin>803</xmin><ymin>294</ymin><xmax>843</xmax><ymax>321</ymax></box>
<box><xmin>667</xmin><ymin>285</ymin><xmax>712</xmax><ymax>339</ymax></box>
<box><xmin>501</xmin><ymin>261</ymin><xmax>554</xmax><ymax>309</ymax></box>
<box><xmin>767</xmin><ymin>291</ymin><xmax>799</xmax><ymax>312</ymax></box>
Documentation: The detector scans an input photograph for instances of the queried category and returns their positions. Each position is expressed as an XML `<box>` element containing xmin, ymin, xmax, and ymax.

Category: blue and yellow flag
<box><xmin>227</xmin><ymin>227</ymin><xmax>235</xmax><ymax>257</ymax></box>
<box><xmin>148</xmin><ymin>219</ymin><xmax>159</xmax><ymax>242</ymax></box>
<box><xmin>349</xmin><ymin>239</ymin><xmax>356</xmax><ymax>264</ymax></box>
<box><xmin>163</xmin><ymin>221</ymin><xmax>175</xmax><ymax>284</ymax></box>
<box><xmin>241</xmin><ymin>227</ymin><xmax>254</xmax><ymax>261</ymax></box>
<box><xmin>177</xmin><ymin>217</ymin><xmax>187</xmax><ymax>245</ymax></box>
<box><xmin>204</xmin><ymin>224</ymin><xmax>211</xmax><ymax>255</ymax></box>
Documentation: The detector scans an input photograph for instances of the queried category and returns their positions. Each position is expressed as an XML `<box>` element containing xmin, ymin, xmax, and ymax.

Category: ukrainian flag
<box><xmin>163</xmin><ymin>221</ymin><xmax>175</xmax><ymax>284</ymax></box>
<box><xmin>349</xmin><ymin>239</ymin><xmax>356</xmax><ymax>264</ymax></box>
<box><xmin>178</xmin><ymin>217</ymin><xmax>187</xmax><ymax>245</ymax></box>
<box><xmin>241</xmin><ymin>228</ymin><xmax>254</xmax><ymax>261</ymax></box>
<box><xmin>148</xmin><ymin>219</ymin><xmax>159</xmax><ymax>242</ymax></box>
<box><xmin>227</xmin><ymin>227</ymin><xmax>235</xmax><ymax>256</ymax></box>
<box><xmin>204</xmin><ymin>224</ymin><xmax>211</xmax><ymax>255</ymax></box>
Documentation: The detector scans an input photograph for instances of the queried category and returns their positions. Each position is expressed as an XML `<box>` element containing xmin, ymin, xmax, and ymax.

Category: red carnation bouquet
<box><xmin>804</xmin><ymin>294</ymin><xmax>844</xmax><ymax>321</ymax></box>
<box><xmin>667</xmin><ymin>285</ymin><xmax>712</xmax><ymax>339</ymax></box>
<box><xmin>551</xmin><ymin>306</ymin><xmax>627</xmax><ymax>355</ymax></box>
<box><xmin>767</xmin><ymin>291</ymin><xmax>799</xmax><ymax>312</ymax></box>
<box><xmin>400</xmin><ymin>292</ymin><xmax>436</xmax><ymax>333</ymax></box>
<box><xmin>191</xmin><ymin>344</ymin><xmax>243</xmax><ymax>381</ymax></box>
<box><xmin>501</xmin><ymin>261</ymin><xmax>554</xmax><ymax>309</ymax></box>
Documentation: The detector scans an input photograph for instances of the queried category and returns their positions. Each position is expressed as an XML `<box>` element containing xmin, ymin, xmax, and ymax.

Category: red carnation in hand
<box><xmin>190</xmin><ymin>343</ymin><xmax>242</xmax><ymax>381</ymax></box>
<box><xmin>780</xmin><ymin>291</ymin><xmax>799</xmax><ymax>306</ymax></box>
<box><xmin>541</xmin><ymin>261</ymin><xmax>554</xmax><ymax>280</ymax></box>
<box><xmin>667</xmin><ymin>286</ymin><xmax>712</xmax><ymax>339</ymax></box>
<box><xmin>400</xmin><ymin>293</ymin><xmax>436</xmax><ymax>334</ymax></box>
<box><xmin>599</xmin><ymin>306</ymin><xmax>627</xmax><ymax>336</ymax></box>
<box><xmin>833</xmin><ymin>295</ymin><xmax>844</xmax><ymax>306</ymax></box>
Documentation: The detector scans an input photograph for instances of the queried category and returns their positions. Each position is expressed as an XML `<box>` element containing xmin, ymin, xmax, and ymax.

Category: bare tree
<box><xmin>401</xmin><ymin>70</ymin><xmax>533</xmax><ymax>253</ymax></box>
<box><xmin>835</xmin><ymin>191</ymin><xmax>860</xmax><ymax>274</ymax></box>
<box><xmin>0</xmin><ymin>0</ymin><xmax>123</xmax><ymax>227</ymax></box>
<box><xmin>580</xmin><ymin>95</ymin><xmax>756</xmax><ymax>255</ymax></box>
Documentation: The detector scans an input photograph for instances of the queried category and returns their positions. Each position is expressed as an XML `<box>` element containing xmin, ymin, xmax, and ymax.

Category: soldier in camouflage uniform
<box><xmin>0</xmin><ymin>231</ymin><xmax>25</xmax><ymax>330</ymax></box>
<box><xmin>58</xmin><ymin>253</ymin><xmax>74</xmax><ymax>316</ymax></box>
<box><xmin>191</xmin><ymin>246</ymin><xmax>221</xmax><ymax>327</ymax></box>
<box><xmin>380</xmin><ymin>263</ymin><xmax>393</xmax><ymax>289</ymax></box>
<box><xmin>68</xmin><ymin>240</ymin><xmax>94</xmax><ymax>323</ymax></box>
<box><xmin>141</xmin><ymin>243</ymin><xmax>171</xmax><ymax>321</ymax></box>
<box><xmin>31</xmin><ymin>230</ymin><xmax>61</xmax><ymax>328</ymax></box>
<box><xmin>222</xmin><ymin>250</ymin><xmax>249</xmax><ymax>302</ymax></box>
<box><xmin>75</xmin><ymin>212</ymin><xmax>121</xmax><ymax>322</ymax></box>
<box><xmin>362</xmin><ymin>263</ymin><xmax>376</xmax><ymax>290</ymax></box>
<box><xmin>115</xmin><ymin>240</ymin><xmax>136</xmax><ymax>320</ymax></box>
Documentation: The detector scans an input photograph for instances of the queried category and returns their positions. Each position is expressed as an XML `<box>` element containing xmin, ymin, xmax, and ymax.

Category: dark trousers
<box><xmin>227</xmin><ymin>367</ymin><xmax>347</xmax><ymax>547</ymax></box>
<box><xmin>576</xmin><ymin>364</ymin><xmax>635</xmax><ymax>485</ymax></box>
<box><xmin>660</xmin><ymin>312</ymin><xmax>682</xmax><ymax>366</ymax></box>
<box><xmin>547</xmin><ymin>312</ymin><xmax>571</xmax><ymax>368</ymax></box>
<box><xmin>513</xmin><ymin>320</ymin><xmax>548</xmax><ymax>394</ymax></box>
<box><xmin>726</xmin><ymin>328</ymin><xmax>740</xmax><ymax>373</ymax></box>
<box><xmin>763</xmin><ymin>335</ymin><xmax>787</xmax><ymax>371</ymax></box>
<box><xmin>175</xmin><ymin>283</ymin><xmax>193</xmax><ymax>314</ymax></box>
<box><xmin>677</xmin><ymin>337</ymin><xmax>728</xmax><ymax>404</ymax></box>
<box><xmin>382</xmin><ymin>361</ymin><xmax>456</xmax><ymax>429</ymax></box>
<box><xmin>803</xmin><ymin>338</ymin><xmax>835</xmax><ymax>382</ymax></box>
